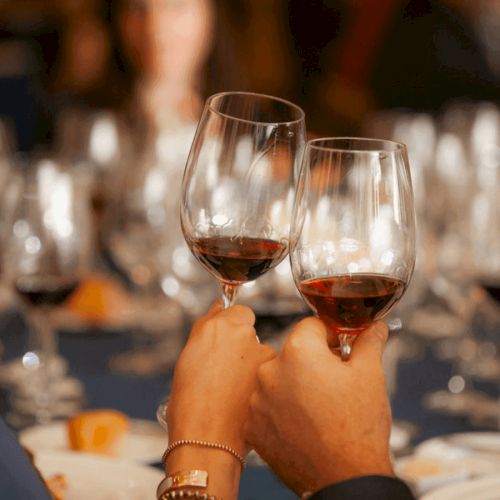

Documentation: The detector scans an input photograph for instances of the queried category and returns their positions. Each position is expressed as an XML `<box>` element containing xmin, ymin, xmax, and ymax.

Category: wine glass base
<box><xmin>7</xmin><ymin>375</ymin><xmax>85</xmax><ymax>429</ymax></box>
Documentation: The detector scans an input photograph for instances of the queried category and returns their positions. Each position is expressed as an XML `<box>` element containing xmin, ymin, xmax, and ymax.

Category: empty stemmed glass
<box><xmin>3</xmin><ymin>156</ymin><xmax>92</xmax><ymax>426</ymax></box>
<box><xmin>290</xmin><ymin>138</ymin><xmax>416</xmax><ymax>360</ymax></box>
<box><xmin>180</xmin><ymin>91</ymin><xmax>306</xmax><ymax>308</ymax></box>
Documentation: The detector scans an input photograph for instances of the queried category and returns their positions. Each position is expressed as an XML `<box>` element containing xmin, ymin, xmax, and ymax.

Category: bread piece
<box><xmin>67</xmin><ymin>409</ymin><xmax>130</xmax><ymax>456</ymax></box>
<box><xmin>65</xmin><ymin>275</ymin><xmax>130</xmax><ymax>325</ymax></box>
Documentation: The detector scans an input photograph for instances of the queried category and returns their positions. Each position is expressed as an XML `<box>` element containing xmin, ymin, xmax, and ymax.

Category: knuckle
<box><xmin>260</xmin><ymin>344</ymin><xmax>276</xmax><ymax>361</ymax></box>
<box><xmin>374</xmin><ymin>321</ymin><xmax>389</xmax><ymax>342</ymax></box>
<box><xmin>230</xmin><ymin>305</ymin><xmax>256</xmax><ymax>324</ymax></box>
<box><xmin>232</xmin><ymin>324</ymin><xmax>257</xmax><ymax>340</ymax></box>
<box><xmin>256</xmin><ymin>360</ymin><xmax>273</xmax><ymax>386</ymax></box>
<box><xmin>294</xmin><ymin>316</ymin><xmax>322</xmax><ymax>334</ymax></box>
<box><xmin>190</xmin><ymin>317</ymin><xmax>205</xmax><ymax>335</ymax></box>
<box><xmin>206</xmin><ymin>316</ymin><xmax>225</xmax><ymax>333</ymax></box>
<box><xmin>249</xmin><ymin>390</ymin><xmax>260</xmax><ymax>412</ymax></box>
<box><xmin>283</xmin><ymin>330</ymin><xmax>305</xmax><ymax>356</ymax></box>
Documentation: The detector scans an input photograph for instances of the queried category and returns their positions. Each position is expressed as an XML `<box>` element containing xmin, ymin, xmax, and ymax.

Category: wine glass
<box><xmin>3</xmin><ymin>155</ymin><xmax>92</xmax><ymax>426</ymax></box>
<box><xmin>180</xmin><ymin>91</ymin><xmax>306</xmax><ymax>308</ymax></box>
<box><xmin>156</xmin><ymin>92</ymin><xmax>305</xmax><ymax>430</ymax></box>
<box><xmin>290</xmin><ymin>138</ymin><xmax>416</xmax><ymax>360</ymax></box>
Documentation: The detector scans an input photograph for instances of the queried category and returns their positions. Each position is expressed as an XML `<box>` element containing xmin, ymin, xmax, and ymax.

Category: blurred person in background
<box><xmin>50</xmin><ymin>0</ymin><xmax>113</xmax><ymax>109</ymax></box>
<box><xmin>110</xmin><ymin>0</ymin><xmax>214</xmax><ymax>132</ymax></box>
<box><xmin>287</xmin><ymin>0</ymin><xmax>500</xmax><ymax>135</ymax></box>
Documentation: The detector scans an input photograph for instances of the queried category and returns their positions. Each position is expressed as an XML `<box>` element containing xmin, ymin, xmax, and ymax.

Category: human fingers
<box><xmin>206</xmin><ymin>299</ymin><xmax>223</xmax><ymax>317</ymax></box>
<box><xmin>246</xmin><ymin>361</ymin><xmax>276</xmax><ymax>443</ymax></box>
<box><xmin>258</xmin><ymin>343</ymin><xmax>277</xmax><ymax>363</ymax></box>
<box><xmin>216</xmin><ymin>304</ymin><xmax>256</xmax><ymax>326</ymax></box>
<box><xmin>189</xmin><ymin>300</ymin><xmax>223</xmax><ymax>335</ymax></box>
<box><xmin>351</xmin><ymin>321</ymin><xmax>388</xmax><ymax>364</ymax></box>
<box><xmin>283</xmin><ymin>316</ymin><xmax>332</xmax><ymax>356</ymax></box>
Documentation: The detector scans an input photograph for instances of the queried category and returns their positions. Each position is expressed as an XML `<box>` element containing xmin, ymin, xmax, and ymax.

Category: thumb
<box><xmin>351</xmin><ymin>321</ymin><xmax>388</xmax><ymax>364</ymax></box>
<box><xmin>286</xmin><ymin>317</ymin><xmax>331</xmax><ymax>352</ymax></box>
<box><xmin>205</xmin><ymin>299</ymin><xmax>223</xmax><ymax>319</ymax></box>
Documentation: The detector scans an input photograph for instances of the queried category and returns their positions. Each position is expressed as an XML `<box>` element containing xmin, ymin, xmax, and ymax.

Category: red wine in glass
<box><xmin>298</xmin><ymin>274</ymin><xmax>406</xmax><ymax>335</ymax></box>
<box><xmin>15</xmin><ymin>278</ymin><xmax>80</xmax><ymax>307</ymax></box>
<box><xmin>189</xmin><ymin>236</ymin><xmax>287</xmax><ymax>284</ymax></box>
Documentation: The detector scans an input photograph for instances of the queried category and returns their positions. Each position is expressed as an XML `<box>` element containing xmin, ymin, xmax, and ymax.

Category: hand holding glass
<box><xmin>290</xmin><ymin>138</ymin><xmax>416</xmax><ymax>360</ymax></box>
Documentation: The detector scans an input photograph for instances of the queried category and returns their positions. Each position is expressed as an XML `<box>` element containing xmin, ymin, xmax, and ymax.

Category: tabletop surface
<box><xmin>0</xmin><ymin>308</ymin><xmax>497</xmax><ymax>499</ymax></box>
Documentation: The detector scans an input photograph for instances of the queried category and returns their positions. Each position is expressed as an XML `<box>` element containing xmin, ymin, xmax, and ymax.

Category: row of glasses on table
<box><xmin>1</xmin><ymin>92</ymin><xmax>418</xmax><ymax>431</ymax></box>
<box><xmin>57</xmin><ymin>108</ymin><xmax>217</xmax><ymax>375</ymax></box>
<box><xmin>364</xmin><ymin>102</ymin><xmax>500</xmax><ymax>425</ymax></box>
<box><xmin>0</xmin><ymin>106</ymin><xmax>218</xmax><ymax>425</ymax></box>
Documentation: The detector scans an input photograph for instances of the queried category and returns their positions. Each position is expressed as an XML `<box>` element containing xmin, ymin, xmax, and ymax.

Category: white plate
<box><xmin>416</xmin><ymin>433</ymin><xmax>500</xmax><ymax>459</ymax></box>
<box><xmin>35</xmin><ymin>450</ymin><xmax>163</xmax><ymax>500</ymax></box>
<box><xmin>20</xmin><ymin>419</ymin><xmax>167</xmax><ymax>464</ymax></box>
<box><xmin>420</xmin><ymin>474</ymin><xmax>500</xmax><ymax>500</ymax></box>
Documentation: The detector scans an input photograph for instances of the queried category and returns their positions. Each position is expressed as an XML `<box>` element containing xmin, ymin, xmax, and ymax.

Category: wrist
<box><xmin>166</xmin><ymin>447</ymin><xmax>240</xmax><ymax>500</ymax></box>
<box><xmin>169</xmin><ymin>425</ymin><xmax>245</xmax><ymax>457</ymax></box>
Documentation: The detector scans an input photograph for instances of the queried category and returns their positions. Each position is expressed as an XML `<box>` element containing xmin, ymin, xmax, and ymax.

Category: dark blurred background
<box><xmin>0</xmin><ymin>2</ymin><xmax>500</xmax><ymax>477</ymax></box>
<box><xmin>0</xmin><ymin>0</ymin><xmax>499</xmax><ymax>151</ymax></box>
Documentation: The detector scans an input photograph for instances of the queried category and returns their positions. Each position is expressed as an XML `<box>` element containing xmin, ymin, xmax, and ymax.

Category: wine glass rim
<box><xmin>307</xmin><ymin>137</ymin><xmax>406</xmax><ymax>153</ymax></box>
<box><xmin>207</xmin><ymin>91</ymin><xmax>305</xmax><ymax>126</ymax></box>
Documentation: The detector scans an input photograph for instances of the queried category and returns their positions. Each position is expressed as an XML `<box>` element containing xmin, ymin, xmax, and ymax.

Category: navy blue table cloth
<box><xmin>0</xmin><ymin>309</ymin><xmax>496</xmax><ymax>499</ymax></box>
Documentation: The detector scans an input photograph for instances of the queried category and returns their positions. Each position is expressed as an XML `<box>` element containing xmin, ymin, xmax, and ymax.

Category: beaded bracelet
<box><xmin>159</xmin><ymin>490</ymin><xmax>218</xmax><ymax>499</ymax></box>
<box><xmin>162</xmin><ymin>439</ymin><xmax>245</xmax><ymax>470</ymax></box>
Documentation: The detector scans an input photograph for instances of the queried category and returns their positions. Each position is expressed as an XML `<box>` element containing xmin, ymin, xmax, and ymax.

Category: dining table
<box><xmin>0</xmin><ymin>304</ymin><xmax>498</xmax><ymax>499</ymax></box>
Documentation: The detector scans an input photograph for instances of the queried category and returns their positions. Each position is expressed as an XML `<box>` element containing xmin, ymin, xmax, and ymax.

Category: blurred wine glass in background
<box><xmin>2</xmin><ymin>155</ymin><xmax>91</xmax><ymax>428</ymax></box>
<box><xmin>458</xmin><ymin>103</ymin><xmax>500</xmax><ymax>427</ymax></box>
<box><xmin>103</xmin><ymin>131</ymin><xmax>200</xmax><ymax>376</ymax></box>
<box><xmin>55</xmin><ymin>109</ymin><xmax>132</xmax><ymax>247</ymax></box>
<box><xmin>421</xmin><ymin>102</ymin><xmax>500</xmax><ymax>416</ymax></box>
<box><xmin>364</xmin><ymin>111</ymin><xmax>437</xmax><ymax>331</ymax></box>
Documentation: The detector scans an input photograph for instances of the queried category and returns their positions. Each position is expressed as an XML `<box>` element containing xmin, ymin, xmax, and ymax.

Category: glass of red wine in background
<box><xmin>290</xmin><ymin>138</ymin><xmax>416</xmax><ymax>360</ymax></box>
<box><xmin>4</xmin><ymin>157</ymin><xmax>91</xmax><ymax>426</ymax></box>
<box><xmin>180</xmin><ymin>91</ymin><xmax>305</xmax><ymax>308</ymax></box>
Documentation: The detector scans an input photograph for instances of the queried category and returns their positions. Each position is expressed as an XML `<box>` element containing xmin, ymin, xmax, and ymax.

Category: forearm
<box><xmin>166</xmin><ymin>447</ymin><xmax>241</xmax><ymax>500</ymax></box>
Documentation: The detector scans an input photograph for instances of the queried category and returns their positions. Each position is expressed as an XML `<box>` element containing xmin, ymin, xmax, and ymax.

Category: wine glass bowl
<box><xmin>290</xmin><ymin>138</ymin><xmax>416</xmax><ymax>360</ymax></box>
<box><xmin>3</xmin><ymin>156</ymin><xmax>92</xmax><ymax>425</ymax></box>
<box><xmin>180</xmin><ymin>91</ymin><xmax>306</xmax><ymax>308</ymax></box>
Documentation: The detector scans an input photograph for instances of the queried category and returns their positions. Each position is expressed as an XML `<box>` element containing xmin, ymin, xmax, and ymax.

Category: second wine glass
<box><xmin>180</xmin><ymin>92</ymin><xmax>305</xmax><ymax>308</ymax></box>
<box><xmin>290</xmin><ymin>138</ymin><xmax>416</xmax><ymax>360</ymax></box>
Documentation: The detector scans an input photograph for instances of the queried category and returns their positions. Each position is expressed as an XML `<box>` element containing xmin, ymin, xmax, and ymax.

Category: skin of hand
<box><xmin>165</xmin><ymin>301</ymin><xmax>275</xmax><ymax>499</ymax></box>
<box><xmin>245</xmin><ymin>318</ymin><xmax>394</xmax><ymax>496</ymax></box>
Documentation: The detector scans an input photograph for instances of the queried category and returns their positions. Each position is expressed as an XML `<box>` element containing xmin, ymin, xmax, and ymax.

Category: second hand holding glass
<box><xmin>180</xmin><ymin>92</ymin><xmax>306</xmax><ymax>308</ymax></box>
<box><xmin>290</xmin><ymin>138</ymin><xmax>416</xmax><ymax>360</ymax></box>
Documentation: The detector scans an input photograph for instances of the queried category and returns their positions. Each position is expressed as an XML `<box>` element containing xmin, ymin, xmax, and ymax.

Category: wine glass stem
<box><xmin>338</xmin><ymin>333</ymin><xmax>356</xmax><ymax>361</ymax></box>
<box><xmin>27</xmin><ymin>309</ymin><xmax>57</xmax><ymax>423</ymax></box>
<box><xmin>221</xmin><ymin>283</ymin><xmax>238</xmax><ymax>309</ymax></box>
